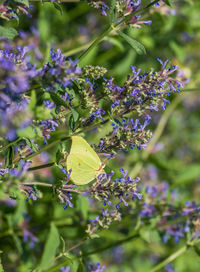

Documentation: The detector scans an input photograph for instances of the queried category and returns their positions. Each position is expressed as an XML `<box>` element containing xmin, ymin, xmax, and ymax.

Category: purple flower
<box><xmin>10</xmin><ymin>160</ymin><xmax>31</xmax><ymax>178</ymax></box>
<box><xmin>88</xmin><ymin>262</ymin><xmax>106</xmax><ymax>272</ymax></box>
<box><xmin>23</xmin><ymin>229</ymin><xmax>38</xmax><ymax>248</ymax></box>
<box><xmin>21</xmin><ymin>185</ymin><xmax>38</xmax><ymax>202</ymax></box>
<box><xmin>165</xmin><ymin>263</ymin><xmax>176</xmax><ymax>272</ymax></box>
<box><xmin>140</xmin><ymin>203</ymin><xmax>155</xmax><ymax>217</ymax></box>
<box><xmin>60</xmin><ymin>267</ymin><xmax>70</xmax><ymax>272</ymax></box>
<box><xmin>90</xmin><ymin>108</ymin><xmax>105</xmax><ymax>122</ymax></box>
<box><xmin>0</xmin><ymin>163</ymin><xmax>9</xmax><ymax>177</ymax></box>
<box><xmin>59</xmin><ymin>192</ymin><xmax>73</xmax><ymax>210</ymax></box>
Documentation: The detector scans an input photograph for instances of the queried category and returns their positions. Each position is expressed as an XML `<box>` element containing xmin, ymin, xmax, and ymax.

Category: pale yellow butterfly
<box><xmin>66</xmin><ymin>136</ymin><xmax>105</xmax><ymax>185</ymax></box>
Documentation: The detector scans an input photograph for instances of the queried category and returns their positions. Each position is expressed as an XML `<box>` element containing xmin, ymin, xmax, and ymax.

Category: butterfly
<box><xmin>66</xmin><ymin>136</ymin><xmax>105</xmax><ymax>185</ymax></box>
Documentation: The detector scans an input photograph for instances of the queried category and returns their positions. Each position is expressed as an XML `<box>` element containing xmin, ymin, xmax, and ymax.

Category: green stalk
<box><xmin>79</xmin><ymin>26</ymin><xmax>112</xmax><ymax>63</ymax></box>
<box><xmin>22</xmin><ymin>181</ymin><xmax>82</xmax><ymax>193</ymax></box>
<box><xmin>149</xmin><ymin>245</ymin><xmax>187</xmax><ymax>272</ymax></box>
<box><xmin>0</xmin><ymin>138</ymin><xmax>21</xmax><ymax>152</ymax></box>
<box><xmin>27</xmin><ymin>162</ymin><xmax>55</xmax><ymax>171</ymax></box>
<box><xmin>78</xmin><ymin>0</ymin><xmax>161</xmax><ymax>63</ymax></box>
<box><xmin>30</xmin><ymin>0</ymin><xmax>81</xmax><ymax>2</ymax></box>
<box><xmin>44</xmin><ymin>233</ymin><xmax>139</xmax><ymax>272</ymax></box>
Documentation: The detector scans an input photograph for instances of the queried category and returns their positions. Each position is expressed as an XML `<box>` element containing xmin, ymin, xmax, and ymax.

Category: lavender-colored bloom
<box><xmin>59</xmin><ymin>192</ymin><xmax>73</xmax><ymax>210</ymax></box>
<box><xmin>90</xmin><ymin>108</ymin><xmax>105</xmax><ymax>122</ymax></box>
<box><xmin>88</xmin><ymin>1</ymin><xmax>109</xmax><ymax>16</ymax></box>
<box><xmin>0</xmin><ymin>163</ymin><xmax>9</xmax><ymax>177</ymax></box>
<box><xmin>10</xmin><ymin>160</ymin><xmax>31</xmax><ymax>178</ymax></box>
<box><xmin>88</xmin><ymin>262</ymin><xmax>106</xmax><ymax>272</ymax></box>
<box><xmin>97</xmin><ymin>117</ymin><xmax>152</xmax><ymax>153</ymax></box>
<box><xmin>0</xmin><ymin>198</ymin><xmax>16</xmax><ymax>207</ymax></box>
<box><xmin>140</xmin><ymin>203</ymin><xmax>155</xmax><ymax>217</ymax></box>
<box><xmin>43</xmin><ymin>100</ymin><xmax>56</xmax><ymax>109</ymax></box>
<box><xmin>60</xmin><ymin>267</ymin><xmax>70</xmax><ymax>272</ymax></box>
<box><xmin>165</xmin><ymin>264</ymin><xmax>176</xmax><ymax>272</ymax></box>
<box><xmin>23</xmin><ymin>229</ymin><xmax>38</xmax><ymax>248</ymax></box>
<box><xmin>21</xmin><ymin>185</ymin><xmax>38</xmax><ymax>202</ymax></box>
<box><xmin>163</xmin><ymin>225</ymin><xmax>185</xmax><ymax>244</ymax></box>
<box><xmin>0</xmin><ymin>98</ymin><xmax>32</xmax><ymax>140</ymax></box>
<box><xmin>182</xmin><ymin>201</ymin><xmax>200</xmax><ymax>216</ymax></box>
<box><xmin>0</xmin><ymin>1</ymin><xmax>32</xmax><ymax>21</ymax></box>
<box><xmin>40</xmin><ymin>119</ymin><xmax>59</xmax><ymax>143</ymax></box>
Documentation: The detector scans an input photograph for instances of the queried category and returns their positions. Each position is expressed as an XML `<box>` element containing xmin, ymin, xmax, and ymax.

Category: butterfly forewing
<box><xmin>70</xmin><ymin>136</ymin><xmax>101</xmax><ymax>170</ymax></box>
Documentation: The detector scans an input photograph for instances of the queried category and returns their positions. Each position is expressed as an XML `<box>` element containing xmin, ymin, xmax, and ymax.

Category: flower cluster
<box><xmin>88</xmin><ymin>262</ymin><xmax>106</xmax><ymax>272</ymax></box>
<box><xmin>136</xmin><ymin>182</ymin><xmax>200</xmax><ymax>244</ymax></box>
<box><xmin>97</xmin><ymin>116</ymin><xmax>152</xmax><ymax>154</ymax></box>
<box><xmin>87</xmin><ymin>0</ymin><xmax>109</xmax><ymax>16</ymax></box>
<box><xmin>103</xmin><ymin>59</ymin><xmax>184</xmax><ymax>116</ymax></box>
<box><xmin>39</xmin><ymin>50</ymin><xmax>82</xmax><ymax>92</ymax></box>
<box><xmin>84</xmin><ymin>169</ymin><xmax>141</xmax><ymax>234</ymax></box>
<box><xmin>115</xmin><ymin>0</ymin><xmax>152</xmax><ymax>27</ymax></box>
<box><xmin>0</xmin><ymin>46</ymin><xmax>37</xmax><ymax>109</ymax></box>
<box><xmin>0</xmin><ymin>1</ymin><xmax>31</xmax><ymax>21</ymax></box>
<box><xmin>90</xmin><ymin>169</ymin><xmax>141</xmax><ymax>207</ymax></box>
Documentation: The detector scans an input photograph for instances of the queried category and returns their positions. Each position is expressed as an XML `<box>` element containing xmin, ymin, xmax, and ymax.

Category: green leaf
<box><xmin>163</xmin><ymin>0</ymin><xmax>173</xmax><ymax>6</ymax></box>
<box><xmin>140</xmin><ymin>228</ymin><xmax>160</xmax><ymax>243</ymax></box>
<box><xmin>28</xmin><ymin>90</ymin><xmax>37</xmax><ymax>110</ymax></box>
<box><xmin>194</xmin><ymin>245</ymin><xmax>200</xmax><ymax>257</ymax></box>
<box><xmin>106</xmin><ymin>37</ymin><xmax>124</xmax><ymax>52</ymax></box>
<box><xmin>0</xmin><ymin>26</ymin><xmax>18</xmax><ymax>40</ymax></box>
<box><xmin>5</xmin><ymin>146</ymin><xmax>14</xmax><ymax>168</ymax></box>
<box><xmin>56</xmin><ymin>146</ymin><xmax>62</xmax><ymax>164</ymax></box>
<box><xmin>109</xmin><ymin>0</ymin><xmax>116</xmax><ymax>24</ymax></box>
<box><xmin>69</xmin><ymin>115</ymin><xmax>76</xmax><ymax>132</ymax></box>
<box><xmin>77</xmin><ymin>260</ymin><xmax>84</xmax><ymax>272</ymax></box>
<box><xmin>39</xmin><ymin>222</ymin><xmax>60</xmax><ymax>271</ymax></box>
<box><xmin>117</xmin><ymin>30</ymin><xmax>146</xmax><ymax>55</ymax></box>
<box><xmin>175</xmin><ymin>164</ymin><xmax>200</xmax><ymax>185</ymax></box>
<box><xmin>53</xmin><ymin>2</ymin><xmax>63</xmax><ymax>15</ymax></box>
<box><xmin>71</xmin><ymin>108</ymin><xmax>79</xmax><ymax>122</ymax></box>
<box><xmin>7</xmin><ymin>215</ymin><xmax>23</xmax><ymax>254</ymax></box>
<box><xmin>12</xmin><ymin>198</ymin><xmax>27</xmax><ymax>225</ymax></box>
<box><xmin>14</xmin><ymin>0</ymin><xmax>29</xmax><ymax>7</ymax></box>
<box><xmin>76</xmin><ymin>195</ymin><xmax>89</xmax><ymax>220</ymax></box>
<box><xmin>49</xmin><ymin>92</ymin><xmax>71</xmax><ymax>110</ymax></box>
<box><xmin>0</xmin><ymin>255</ymin><xmax>4</xmax><ymax>272</ymax></box>
<box><xmin>17</xmin><ymin>126</ymin><xmax>37</xmax><ymax>139</ymax></box>
<box><xmin>24</xmin><ymin>138</ymin><xmax>39</xmax><ymax>153</ymax></box>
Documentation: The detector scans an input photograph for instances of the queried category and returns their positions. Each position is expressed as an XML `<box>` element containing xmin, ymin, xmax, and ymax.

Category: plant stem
<box><xmin>55</xmin><ymin>238</ymin><xmax>87</xmax><ymax>260</ymax></box>
<box><xmin>24</xmin><ymin>139</ymin><xmax>65</xmax><ymax>161</ymax></box>
<box><xmin>44</xmin><ymin>232</ymin><xmax>139</xmax><ymax>272</ymax></box>
<box><xmin>30</xmin><ymin>0</ymin><xmax>81</xmax><ymax>2</ymax></box>
<box><xmin>79</xmin><ymin>25</ymin><xmax>112</xmax><ymax>63</ymax></box>
<box><xmin>22</xmin><ymin>181</ymin><xmax>82</xmax><ymax>193</ymax></box>
<box><xmin>11</xmin><ymin>87</ymin><xmax>199</xmax><ymax>165</ymax></box>
<box><xmin>63</xmin><ymin>41</ymin><xmax>93</xmax><ymax>58</ymax></box>
<box><xmin>149</xmin><ymin>245</ymin><xmax>187</xmax><ymax>272</ymax></box>
<box><xmin>0</xmin><ymin>138</ymin><xmax>22</xmax><ymax>153</ymax></box>
<box><xmin>27</xmin><ymin>162</ymin><xmax>55</xmax><ymax>171</ymax></box>
<box><xmin>78</xmin><ymin>0</ymin><xmax>161</xmax><ymax>63</ymax></box>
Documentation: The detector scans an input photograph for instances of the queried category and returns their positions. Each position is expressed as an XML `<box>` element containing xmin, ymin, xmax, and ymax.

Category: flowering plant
<box><xmin>0</xmin><ymin>0</ymin><xmax>200</xmax><ymax>271</ymax></box>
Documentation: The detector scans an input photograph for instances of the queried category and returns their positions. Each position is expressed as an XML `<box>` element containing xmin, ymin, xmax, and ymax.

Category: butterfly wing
<box><xmin>66</xmin><ymin>136</ymin><xmax>104</xmax><ymax>185</ymax></box>
<box><xmin>70</xmin><ymin>136</ymin><xmax>101</xmax><ymax>170</ymax></box>
<box><xmin>67</xmin><ymin>153</ymin><xmax>97</xmax><ymax>185</ymax></box>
